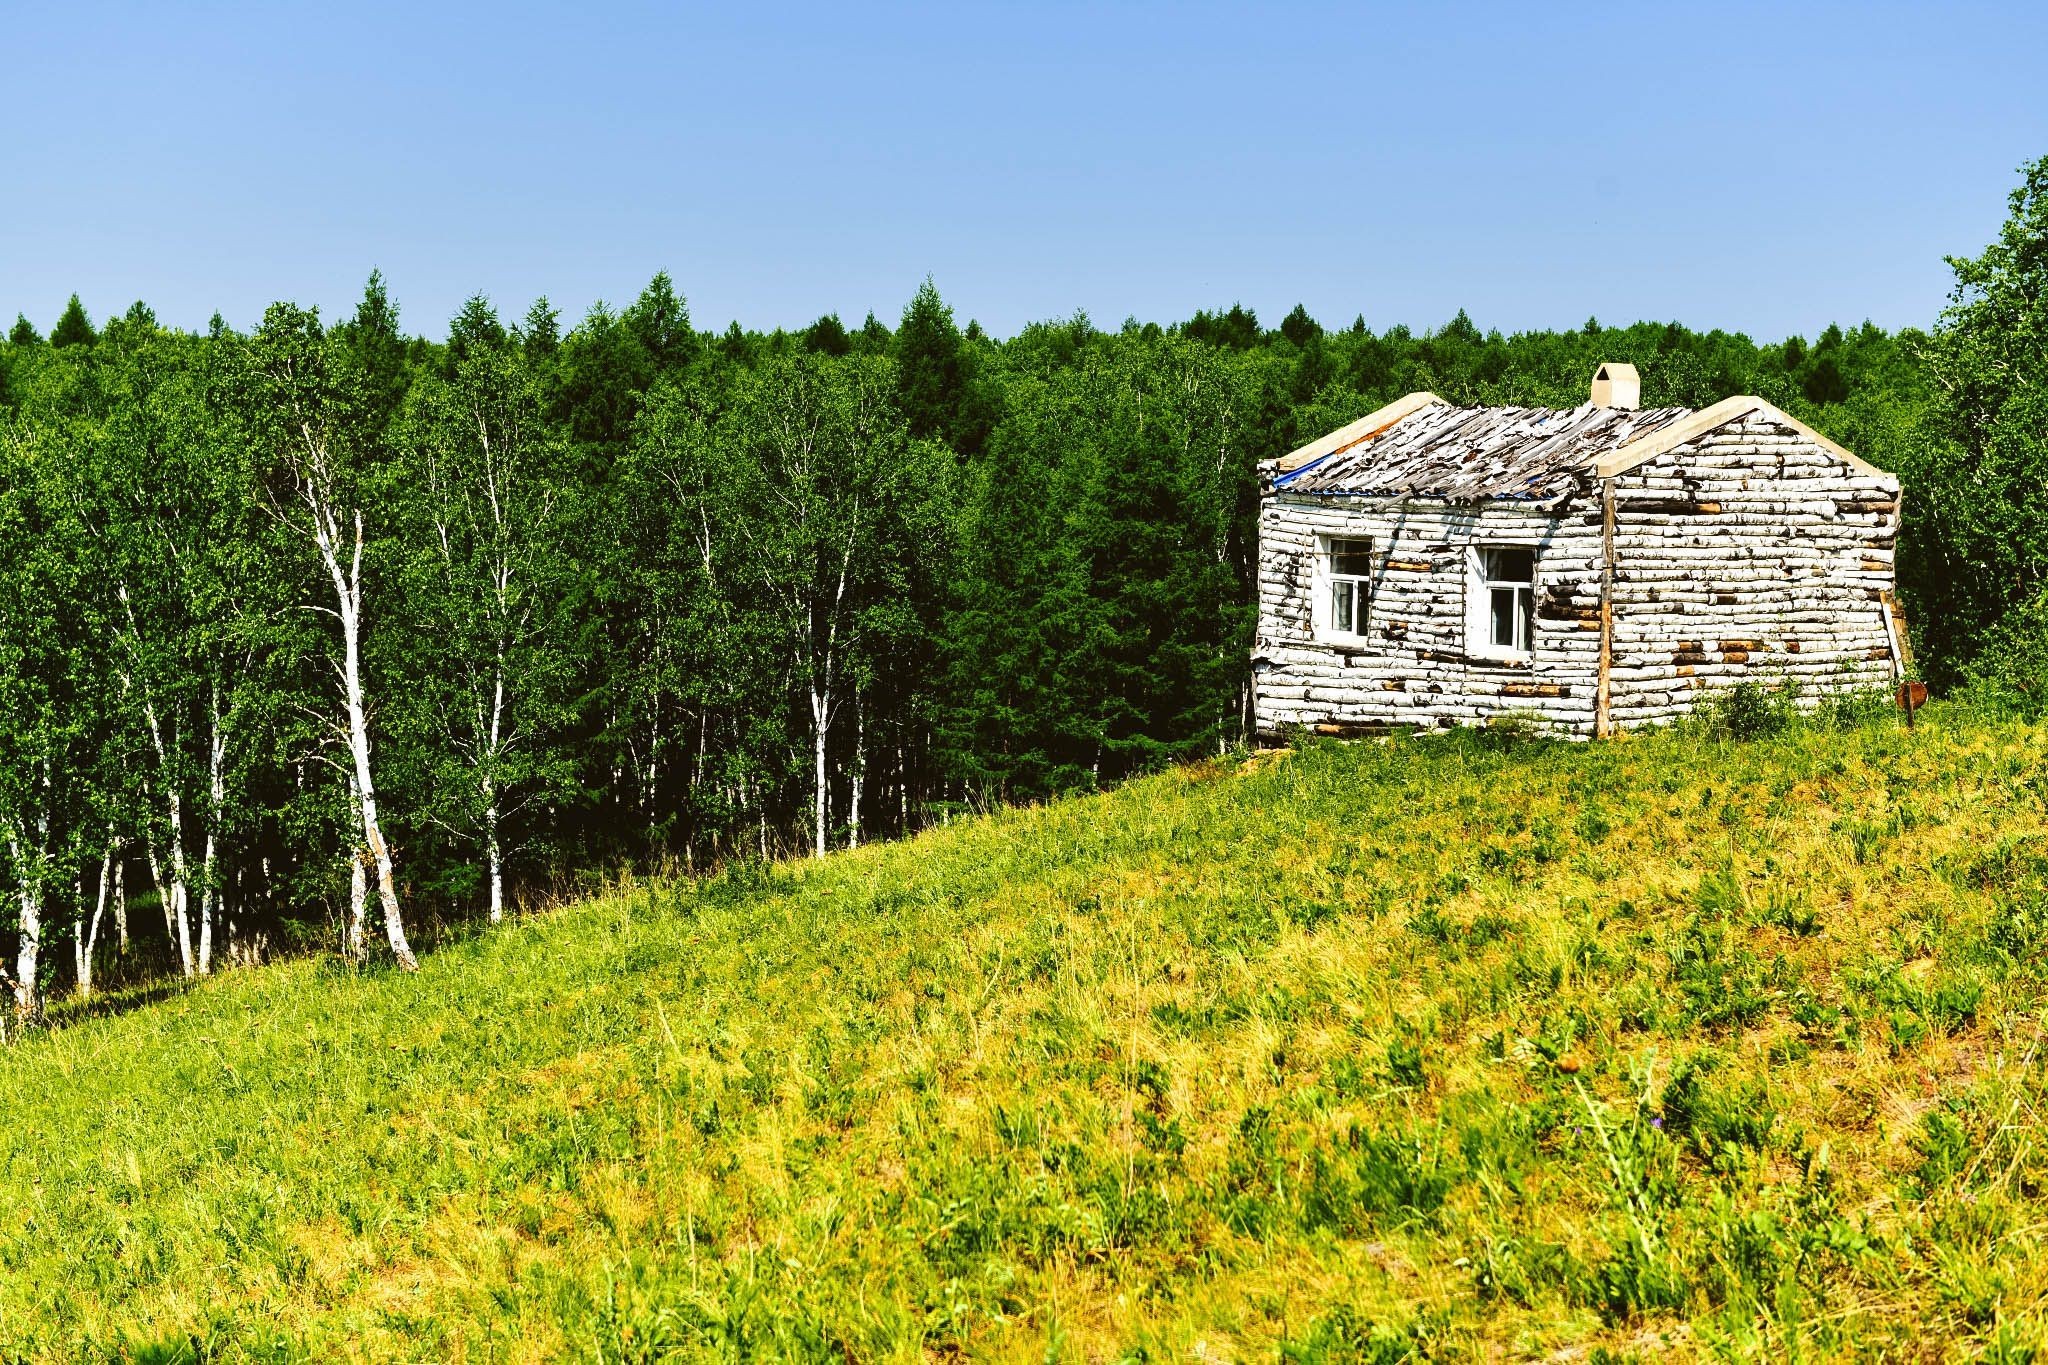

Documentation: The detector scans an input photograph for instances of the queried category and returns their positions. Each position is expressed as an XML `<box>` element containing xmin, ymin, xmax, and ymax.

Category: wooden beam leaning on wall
<box><xmin>1879</xmin><ymin>588</ymin><xmax>1912</xmax><ymax>679</ymax></box>
<box><xmin>1880</xmin><ymin>491</ymin><xmax>1913</xmax><ymax>680</ymax></box>
<box><xmin>1595</xmin><ymin>477</ymin><xmax>1616</xmax><ymax>739</ymax></box>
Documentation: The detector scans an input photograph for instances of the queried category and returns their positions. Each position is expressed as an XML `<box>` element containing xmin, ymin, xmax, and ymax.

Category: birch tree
<box><xmin>0</xmin><ymin>415</ymin><xmax>109</xmax><ymax>1020</ymax></box>
<box><xmin>240</xmin><ymin>302</ymin><xmax>417</xmax><ymax>970</ymax></box>
<box><xmin>72</xmin><ymin>837</ymin><xmax>116</xmax><ymax>997</ymax></box>
<box><xmin>626</xmin><ymin>376</ymin><xmax>789</xmax><ymax>860</ymax></box>
<box><xmin>394</xmin><ymin>297</ymin><xmax>576</xmax><ymax>921</ymax></box>
<box><xmin>649</xmin><ymin>354</ymin><xmax>942</xmax><ymax>858</ymax></box>
<box><xmin>82</xmin><ymin>319</ymin><xmax>269</xmax><ymax>976</ymax></box>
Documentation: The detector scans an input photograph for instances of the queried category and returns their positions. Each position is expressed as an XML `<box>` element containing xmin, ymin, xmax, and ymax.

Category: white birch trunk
<box><xmin>197</xmin><ymin>837</ymin><xmax>216</xmax><ymax>976</ymax></box>
<box><xmin>75</xmin><ymin>843</ymin><xmax>113</xmax><ymax>998</ymax></box>
<box><xmin>6</xmin><ymin>775</ymin><xmax>49</xmax><ymax>1021</ymax></box>
<box><xmin>811</xmin><ymin>687</ymin><xmax>830</xmax><ymax>859</ymax></box>
<box><xmin>114</xmin><ymin>853</ymin><xmax>126</xmax><ymax>955</ymax></box>
<box><xmin>317</xmin><ymin>507</ymin><xmax>416</xmax><ymax>972</ymax></box>
<box><xmin>486</xmin><ymin>633</ymin><xmax>506</xmax><ymax>924</ymax></box>
<box><xmin>645</xmin><ymin>690</ymin><xmax>661</xmax><ymax>848</ymax></box>
<box><xmin>117</xmin><ymin>585</ymin><xmax>196</xmax><ymax>978</ymax></box>
<box><xmin>11</xmin><ymin>865</ymin><xmax>37</xmax><ymax>1021</ymax></box>
<box><xmin>145</xmin><ymin>814</ymin><xmax>195</xmax><ymax>979</ymax></box>
<box><xmin>345</xmin><ymin>837</ymin><xmax>368</xmax><ymax>964</ymax></box>
<box><xmin>196</xmin><ymin>685</ymin><xmax>229</xmax><ymax>976</ymax></box>
<box><xmin>73</xmin><ymin>867</ymin><xmax>86</xmax><ymax>995</ymax></box>
<box><xmin>849</xmin><ymin>693</ymin><xmax>863</xmax><ymax>851</ymax></box>
<box><xmin>286</xmin><ymin>400</ymin><xmax>417</xmax><ymax>972</ymax></box>
<box><xmin>485</xmin><ymin>790</ymin><xmax>503</xmax><ymax>924</ymax></box>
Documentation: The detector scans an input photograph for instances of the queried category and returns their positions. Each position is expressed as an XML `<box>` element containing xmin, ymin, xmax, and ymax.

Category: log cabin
<box><xmin>1252</xmin><ymin>364</ymin><xmax>1908</xmax><ymax>740</ymax></box>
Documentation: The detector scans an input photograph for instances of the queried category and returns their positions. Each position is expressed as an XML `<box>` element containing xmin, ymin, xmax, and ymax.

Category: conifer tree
<box><xmin>625</xmin><ymin>271</ymin><xmax>694</xmax><ymax>376</ymax></box>
<box><xmin>1280</xmin><ymin>303</ymin><xmax>1321</xmax><ymax>347</ymax></box>
<box><xmin>803</xmin><ymin>313</ymin><xmax>852</xmax><ymax>356</ymax></box>
<box><xmin>337</xmin><ymin>270</ymin><xmax>410</xmax><ymax>433</ymax></box>
<box><xmin>896</xmin><ymin>279</ymin><xmax>965</xmax><ymax>444</ymax></box>
<box><xmin>519</xmin><ymin>297</ymin><xmax>560</xmax><ymax>358</ymax></box>
<box><xmin>49</xmin><ymin>295</ymin><xmax>95</xmax><ymax>348</ymax></box>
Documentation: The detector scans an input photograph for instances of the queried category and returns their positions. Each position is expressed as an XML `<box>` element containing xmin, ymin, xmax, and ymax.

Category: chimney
<box><xmin>1590</xmin><ymin>362</ymin><xmax>1640</xmax><ymax>409</ymax></box>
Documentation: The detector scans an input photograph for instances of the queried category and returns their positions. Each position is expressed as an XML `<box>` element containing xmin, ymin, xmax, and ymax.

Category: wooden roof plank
<box><xmin>1269</xmin><ymin>394</ymin><xmax>1894</xmax><ymax>503</ymax></box>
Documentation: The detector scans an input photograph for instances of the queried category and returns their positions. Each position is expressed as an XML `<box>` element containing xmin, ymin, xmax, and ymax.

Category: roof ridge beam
<box><xmin>1588</xmin><ymin>395</ymin><xmax>1893</xmax><ymax>481</ymax></box>
<box><xmin>1271</xmin><ymin>390</ymin><xmax>1448</xmax><ymax>473</ymax></box>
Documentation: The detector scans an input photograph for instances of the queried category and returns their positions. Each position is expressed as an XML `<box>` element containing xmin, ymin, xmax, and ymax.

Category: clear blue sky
<box><xmin>5</xmin><ymin>1</ymin><xmax>2045</xmax><ymax>343</ymax></box>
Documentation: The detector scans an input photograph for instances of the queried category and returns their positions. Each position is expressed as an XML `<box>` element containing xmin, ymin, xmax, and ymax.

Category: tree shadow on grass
<box><xmin>39</xmin><ymin>976</ymin><xmax>193</xmax><ymax>1030</ymax></box>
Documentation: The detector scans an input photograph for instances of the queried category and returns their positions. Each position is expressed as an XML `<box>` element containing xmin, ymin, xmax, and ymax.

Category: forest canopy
<box><xmin>0</xmin><ymin>156</ymin><xmax>2042</xmax><ymax>1017</ymax></box>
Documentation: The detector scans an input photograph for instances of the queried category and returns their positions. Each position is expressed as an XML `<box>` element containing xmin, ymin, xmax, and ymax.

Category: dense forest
<box><xmin>0</xmin><ymin>157</ymin><xmax>2041</xmax><ymax>1018</ymax></box>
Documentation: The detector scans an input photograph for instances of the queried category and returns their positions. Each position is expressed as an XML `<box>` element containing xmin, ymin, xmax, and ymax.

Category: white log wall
<box><xmin>1253</xmin><ymin>414</ymin><xmax>1902</xmax><ymax>739</ymax></box>
<box><xmin>1604</xmin><ymin>416</ymin><xmax>1899</xmax><ymax>728</ymax></box>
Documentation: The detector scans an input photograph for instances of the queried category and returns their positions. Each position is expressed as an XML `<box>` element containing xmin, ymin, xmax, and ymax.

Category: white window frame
<box><xmin>1467</xmin><ymin>544</ymin><xmax>1537</xmax><ymax>663</ymax></box>
<box><xmin>1317</xmin><ymin>535</ymin><xmax>1374</xmax><ymax>643</ymax></box>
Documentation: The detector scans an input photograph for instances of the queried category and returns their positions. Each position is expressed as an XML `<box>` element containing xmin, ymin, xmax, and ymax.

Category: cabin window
<box><xmin>1471</xmin><ymin>545</ymin><xmax>1535</xmax><ymax>658</ymax></box>
<box><xmin>1324</xmin><ymin>537</ymin><xmax>1373</xmax><ymax>639</ymax></box>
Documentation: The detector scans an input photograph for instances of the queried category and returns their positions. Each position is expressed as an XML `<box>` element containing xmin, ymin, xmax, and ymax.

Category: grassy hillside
<box><xmin>4</xmin><ymin>707</ymin><xmax>2048</xmax><ymax>1361</ymax></box>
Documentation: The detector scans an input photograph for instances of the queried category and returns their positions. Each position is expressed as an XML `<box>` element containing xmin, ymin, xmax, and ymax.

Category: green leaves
<box><xmin>1898</xmin><ymin>158</ymin><xmax>2048</xmax><ymax>681</ymax></box>
<box><xmin>941</xmin><ymin>331</ymin><xmax>1258</xmax><ymax>799</ymax></box>
<box><xmin>387</xmin><ymin>302</ymin><xmax>581</xmax><ymax>903</ymax></box>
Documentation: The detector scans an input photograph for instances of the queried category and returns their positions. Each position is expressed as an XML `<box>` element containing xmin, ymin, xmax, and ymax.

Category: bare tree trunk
<box><xmin>318</xmin><ymin>509</ymin><xmax>416</xmax><ymax>972</ymax></box>
<box><xmin>197</xmin><ymin>845</ymin><xmax>216</xmax><ymax>977</ymax></box>
<box><xmin>145</xmin><ymin>790</ymin><xmax>196</xmax><ymax>978</ymax></box>
<box><xmin>849</xmin><ymin>693</ymin><xmax>864</xmax><ymax>851</ymax></box>
<box><xmin>349</xmin><ymin>660</ymin><xmax>413</xmax><ymax>971</ymax></box>
<box><xmin>117</xmin><ymin>586</ymin><xmax>196</xmax><ymax>977</ymax></box>
<box><xmin>75</xmin><ymin>842</ymin><xmax>113</xmax><ymax>998</ymax></box>
<box><xmin>485</xmin><ymin>790</ymin><xmax>503</xmax><ymax>924</ymax></box>
<box><xmin>485</xmin><ymin>637</ymin><xmax>506</xmax><ymax>923</ymax></box>
<box><xmin>645</xmin><ymin>689</ymin><xmax>661</xmax><ymax>854</ymax></box>
<box><xmin>811</xmin><ymin>687</ymin><xmax>830</xmax><ymax>859</ymax></box>
<box><xmin>348</xmin><ymin>858</ymin><xmax>368</xmax><ymax>962</ymax></box>
<box><xmin>73</xmin><ymin>867</ymin><xmax>86</xmax><ymax>995</ymax></box>
<box><xmin>196</xmin><ymin>685</ymin><xmax>229</xmax><ymax>976</ymax></box>
<box><xmin>114</xmin><ymin>853</ymin><xmax>126</xmax><ymax>956</ymax></box>
<box><xmin>11</xmin><ymin>872</ymin><xmax>38</xmax><ymax>1022</ymax></box>
<box><xmin>6</xmin><ymin>781</ymin><xmax>49</xmax><ymax>1022</ymax></box>
<box><xmin>344</xmin><ymin>813</ymin><xmax>368</xmax><ymax>964</ymax></box>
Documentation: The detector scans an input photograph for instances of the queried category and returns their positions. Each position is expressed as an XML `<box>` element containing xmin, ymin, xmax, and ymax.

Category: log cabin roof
<box><xmin>1266</xmin><ymin>397</ymin><xmax>1696</xmax><ymax>503</ymax></box>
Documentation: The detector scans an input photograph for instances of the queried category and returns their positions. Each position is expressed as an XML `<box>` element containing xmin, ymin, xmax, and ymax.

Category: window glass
<box><xmin>1482</xmin><ymin>546</ymin><xmax>1534</xmax><ymax>583</ymax></box>
<box><xmin>1476</xmin><ymin>545</ymin><xmax>1537</xmax><ymax>655</ymax></box>
<box><xmin>1331</xmin><ymin>538</ymin><xmax>1374</xmax><ymax>577</ymax></box>
<box><xmin>1325</xmin><ymin>537</ymin><xmax>1371</xmax><ymax>637</ymax></box>
<box><xmin>1490</xmin><ymin>587</ymin><xmax>1517</xmax><ymax>649</ymax></box>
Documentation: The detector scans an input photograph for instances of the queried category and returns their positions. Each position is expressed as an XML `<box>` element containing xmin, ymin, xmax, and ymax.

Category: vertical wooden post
<box><xmin>1595</xmin><ymin>477</ymin><xmax>1616</xmax><ymax>739</ymax></box>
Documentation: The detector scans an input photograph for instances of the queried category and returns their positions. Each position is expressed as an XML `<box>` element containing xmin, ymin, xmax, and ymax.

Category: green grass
<box><xmin>7</xmin><ymin>705</ymin><xmax>2048</xmax><ymax>1360</ymax></box>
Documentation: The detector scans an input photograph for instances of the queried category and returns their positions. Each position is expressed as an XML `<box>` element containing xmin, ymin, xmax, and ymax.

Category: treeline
<box><xmin>0</xmin><ymin>156</ymin><xmax>2041</xmax><ymax>1014</ymax></box>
